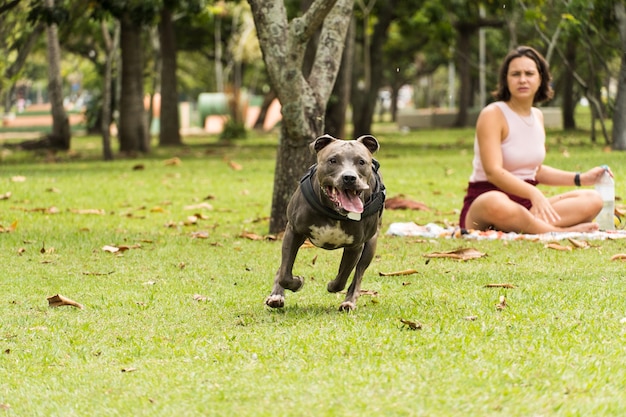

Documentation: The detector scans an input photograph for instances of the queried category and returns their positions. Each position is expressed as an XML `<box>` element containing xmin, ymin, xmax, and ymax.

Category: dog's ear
<box><xmin>311</xmin><ymin>134</ymin><xmax>337</xmax><ymax>154</ymax></box>
<box><xmin>356</xmin><ymin>135</ymin><xmax>379</xmax><ymax>154</ymax></box>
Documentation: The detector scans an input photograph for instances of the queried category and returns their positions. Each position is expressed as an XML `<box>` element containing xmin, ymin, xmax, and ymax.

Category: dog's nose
<box><xmin>343</xmin><ymin>174</ymin><xmax>357</xmax><ymax>185</ymax></box>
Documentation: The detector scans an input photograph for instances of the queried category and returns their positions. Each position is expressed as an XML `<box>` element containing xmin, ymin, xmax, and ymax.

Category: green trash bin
<box><xmin>197</xmin><ymin>93</ymin><xmax>229</xmax><ymax>126</ymax></box>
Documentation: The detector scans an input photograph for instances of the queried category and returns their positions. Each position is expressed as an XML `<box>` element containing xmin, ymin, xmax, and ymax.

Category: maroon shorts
<box><xmin>459</xmin><ymin>180</ymin><xmax>538</xmax><ymax>229</ymax></box>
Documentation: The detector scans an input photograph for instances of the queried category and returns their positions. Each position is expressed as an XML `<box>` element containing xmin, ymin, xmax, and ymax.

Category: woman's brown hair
<box><xmin>492</xmin><ymin>46</ymin><xmax>554</xmax><ymax>104</ymax></box>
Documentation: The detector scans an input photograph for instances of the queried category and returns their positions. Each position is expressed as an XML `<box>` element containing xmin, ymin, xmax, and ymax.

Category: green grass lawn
<box><xmin>1</xmin><ymin>128</ymin><xmax>625</xmax><ymax>416</ymax></box>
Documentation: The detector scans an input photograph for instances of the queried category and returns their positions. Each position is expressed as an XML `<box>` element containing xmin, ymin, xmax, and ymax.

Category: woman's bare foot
<box><xmin>557</xmin><ymin>222</ymin><xmax>600</xmax><ymax>233</ymax></box>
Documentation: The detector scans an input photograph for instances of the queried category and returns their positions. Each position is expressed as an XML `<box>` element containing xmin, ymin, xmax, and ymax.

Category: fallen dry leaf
<box><xmin>191</xmin><ymin>231</ymin><xmax>209</xmax><ymax>239</ymax></box>
<box><xmin>240</xmin><ymin>232</ymin><xmax>265</xmax><ymax>241</ymax></box>
<box><xmin>13</xmin><ymin>206</ymin><xmax>59</xmax><ymax>214</ymax></box>
<box><xmin>424</xmin><ymin>247</ymin><xmax>486</xmax><ymax>261</ymax></box>
<box><xmin>378</xmin><ymin>269</ymin><xmax>418</xmax><ymax>277</ymax></box>
<box><xmin>102</xmin><ymin>244</ymin><xmax>140</xmax><ymax>253</ymax></box>
<box><xmin>0</xmin><ymin>220</ymin><xmax>17</xmax><ymax>233</ymax></box>
<box><xmin>496</xmin><ymin>295</ymin><xmax>507</xmax><ymax>310</ymax></box>
<box><xmin>544</xmin><ymin>243</ymin><xmax>572</xmax><ymax>251</ymax></box>
<box><xmin>11</xmin><ymin>176</ymin><xmax>26</xmax><ymax>182</ymax></box>
<box><xmin>484</xmin><ymin>283</ymin><xmax>517</xmax><ymax>289</ymax></box>
<box><xmin>338</xmin><ymin>289</ymin><xmax>378</xmax><ymax>296</ymax></box>
<box><xmin>227</xmin><ymin>160</ymin><xmax>243</xmax><ymax>170</ymax></box>
<box><xmin>121</xmin><ymin>367</ymin><xmax>137</xmax><ymax>373</ymax></box>
<box><xmin>464</xmin><ymin>315</ymin><xmax>478</xmax><ymax>321</ymax></box>
<box><xmin>0</xmin><ymin>192</ymin><xmax>11</xmax><ymax>200</ymax></box>
<box><xmin>70</xmin><ymin>209</ymin><xmax>106</xmax><ymax>215</ymax></box>
<box><xmin>400</xmin><ymin>319</ymin><xmax>422</xmax><ymax>330</ymax></box>
<box><xmin>193</xmin><ymin>294</ymin><xmax>209</xmax><ymax>302</ymax></box>
<box><xmin>384</xmin><ymin>195</ymin><xmax>430</xmax><ymax>211</ymax></box>
<box><xmin>47</xmin><ymin>294</ymin><xmax>84</xmax><ymax>309</ymax></box>
<box><xmin>567</xmin><ymin>237</ymin><xmax>590</xmax><ymax>248</ymax></box>
<box><xmin>610</xmin><ymin>253</ymin><xmax>626</xmax><ymax>261</ymax></box>
<box><xmin>184</xmin><ymin>202</ymin><xmax>214</xmax><ymax>211</ymax></box>
<box><xmin>163</xmin><ymin>157</ymin><xmax>181</xmax><ymax>166</ymax></box>
<box><xmin>102</xmin><ymin>245</ymin><xmax>120</xmax><ymax>253</ymax></box>
<box><xmin>82</xmin><ymin>271</ymin><xmax>114</xmax><ymax>276</ymax></box>
<box><xmin>132</xmin><ymin>164</ymin><xmax>145</xmax><ymax>170</ymax></box>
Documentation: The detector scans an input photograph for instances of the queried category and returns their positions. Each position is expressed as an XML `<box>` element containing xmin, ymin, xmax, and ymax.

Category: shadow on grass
<box><xmin>263</xmin><ymin>302</ymin><xmax>346</xmax><ymax>318</ymax></box>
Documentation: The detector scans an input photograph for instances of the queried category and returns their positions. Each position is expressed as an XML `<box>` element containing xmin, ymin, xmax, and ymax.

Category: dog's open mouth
<box><xmin>324</xmin><ymin>186</ymin><xmax>364</xmax><ymax>213</ymax></box>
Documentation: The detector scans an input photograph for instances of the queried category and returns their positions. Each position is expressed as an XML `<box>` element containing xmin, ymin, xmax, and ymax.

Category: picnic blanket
<box><xmin>386</xmin><ymin>222</ymin><xmax>626</xmax><ymax>242</ymax></box>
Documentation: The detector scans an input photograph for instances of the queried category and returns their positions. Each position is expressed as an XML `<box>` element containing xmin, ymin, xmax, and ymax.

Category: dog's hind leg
<box><xmin>327</xmin><ymin>244</ymin><xmax>363</xmax><ymax>294</ymax></box>
<box><xmin>339</xmin><ymin>236</ymin><xmax>378</xmax><ymax>311</ymax></box>
<box><xmin>265</xmin><ymin>226</ymin><xmax>306</xmax><ymax>308</ymax></box>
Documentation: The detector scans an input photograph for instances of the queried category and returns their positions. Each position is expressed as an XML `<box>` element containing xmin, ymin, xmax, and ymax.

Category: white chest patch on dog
<box><xmin>309</xmin><ymin>223</ymin><xmax>354</xmax><ymax>248</ymax></box>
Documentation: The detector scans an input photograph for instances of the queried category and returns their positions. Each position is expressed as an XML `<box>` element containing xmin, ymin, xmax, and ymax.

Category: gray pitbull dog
<box><xmin>265</xmin><ymin>134</ymin><xmax>385</xmax><ymax>311</ymax></box>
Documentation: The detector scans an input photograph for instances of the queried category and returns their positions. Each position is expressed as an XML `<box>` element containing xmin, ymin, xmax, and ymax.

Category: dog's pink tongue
<box><xmin>339</xmin><ymin>191</ymin><xmax>364</xmax><ymax>213</ymax></box>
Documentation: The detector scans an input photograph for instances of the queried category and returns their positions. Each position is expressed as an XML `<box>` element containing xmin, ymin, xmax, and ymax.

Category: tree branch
<box><xmin>292</xmin><ymin>0</ymin><xmax>338</xmax><ymax>42</ymax></box>
<box><xmin>0</xmin><ymin>0</ymin><xmax>20</xmax><ymax>15</ymax></box>
<box><xmin>308</xmin><ymin>0</ymin><xmax>352</xmax><ymax>103</ymax></box>
<box><xmin>4</xmin><ymin>23</ymin><xmax>44</xmax><ymax>80</ymax></box>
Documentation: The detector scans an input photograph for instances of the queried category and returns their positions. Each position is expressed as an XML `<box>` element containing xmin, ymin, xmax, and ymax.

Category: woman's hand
<box><xmin>529</xmin><ymin>188</ymin><xmax>561</xmax><ymax>224</ymax></box>
<box><xmin>581</xmin><ymin>166</ymin><xmax>612</xmax><ymax>186</ymax></box>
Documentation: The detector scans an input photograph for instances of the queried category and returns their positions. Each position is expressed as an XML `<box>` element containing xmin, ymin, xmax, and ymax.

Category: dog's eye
<box><xmin>358</xmin><ymin>159</ymin><xmax>366</xmax><ymax>165</ymax></box>
<box><xmin>329</xmin><ymin>157</ymin><xmax>337</xmax><ymax>164</ymax></box>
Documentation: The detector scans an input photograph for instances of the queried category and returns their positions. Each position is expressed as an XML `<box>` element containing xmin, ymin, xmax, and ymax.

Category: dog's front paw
<box><xmin>280</xmin><ymin>276</ymin><xmax>304</xmax><ymax>292</ymax></box>
<box><xmin>338</xmin><ymin>301</ymin><xmax>356</xmax><ymax>312</ymax></box>
<box><xmin>265</xmin><ymin>294</ymin><xmax>285</xmax><ymax>308</ymax></box>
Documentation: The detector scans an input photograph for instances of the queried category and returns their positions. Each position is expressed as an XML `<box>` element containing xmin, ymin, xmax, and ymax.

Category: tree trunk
<box><xmin>562</xmin><ymin>37</ymin><xmax>577</xmax><ymax>130</ymax></box>
<box><xmin>324</xmin><ymin>16</ymin><xmax>354</xmax><ymax>138</ymax></box>
<box><xmin>45</xmin><ymin>0</ymin><xmax>71</xmax><ymax>150</ymax></box>
<box><xmin>351</xmin><ymin>0</ymin><xmax>396</xmax><ymax>136</ymax></box>
<box><xmin>248</xmin><ymin>0</ymin><xmax>353</xmax><ymax>233</ymax></box>
<box><xmin>101</xmin><ymin>20</ymin><xmax>119</xmax><ymax>161</ymax></box>
<box><xmin>119</xmin><ymin>13</ymin><xmax>149</xmax><ymax>154</ymax></box>
<box><xmin>454</xmin><ymin>28</ymin><xmax>473</xmax><ymax>127</ymax></box>
<box><xmin>159</xmin><ymin>5</ymin><xmax>182</xmax><ymax>146</ymax></box>
<box><xmin>613</xmin><ymin>0</ymin><xmax>626</xmax><ymax>150</ymax></box>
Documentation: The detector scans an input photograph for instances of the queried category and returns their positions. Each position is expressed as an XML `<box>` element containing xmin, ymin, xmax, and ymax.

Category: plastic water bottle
<box><xmin>595</xmin><ymin>167</ymin><xmax>615</xmax><ymax>230</ymax></box>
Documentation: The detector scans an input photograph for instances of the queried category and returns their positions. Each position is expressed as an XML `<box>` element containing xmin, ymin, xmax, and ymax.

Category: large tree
<box><xmin>93</xmin><ymin>1</ymin><xmax>158</xmax><ymax>154</ymax></box>
<box><xmin>118</xmin><ymin>10</ymin><xmax>149</xmax><ymax>153</ymax></box>
<box><xmin>248</xmin><ymin>0</ymin><xmax>353</xmax><ymax>233</ymax></box>
<box><xmin>613</xmin><ymin>0</ymin><xmax>626</xmax><ymax>150</ymax></box>
<box><xmin>0</xmin><ymin>1</ymin><xmax>44</xmax><ymax>115</ymax></box>
<box><xmin>350</xmin><ymin>0</ymin><xmax>398</xmax><ymax>136</ymax></box>
<box><xmin>158</xmin><ymin>1</ymin><xmax>181</xmax><ymax>146</ymax></box>
<box><xmin>44</xmin><ymin>0</ymin><xmax>71</xmax><ymax>150</ymax></box>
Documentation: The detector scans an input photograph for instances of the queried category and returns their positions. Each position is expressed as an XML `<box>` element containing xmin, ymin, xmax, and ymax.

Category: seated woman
<box><xmin>460</xmin><ymin>46</ymin><xmax>606</xmax><ymax>234</ymax></box>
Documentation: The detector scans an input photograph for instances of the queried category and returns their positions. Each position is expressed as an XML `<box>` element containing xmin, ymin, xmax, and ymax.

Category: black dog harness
<box><xmin>299</xmin><ymin>159</ymin><xmax>386</xmax><ymax>221</ymax></box>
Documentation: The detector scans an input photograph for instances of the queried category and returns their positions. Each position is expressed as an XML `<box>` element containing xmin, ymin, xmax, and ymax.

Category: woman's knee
<box><xmin>582</xmin><ymin>189</ymin><xmax>603</xmax><ymax>217</ymax></box>
<box><xmin>470</xmin><ymin>192</ymin><xmax>518</xmax><ymax>221</ymax></box>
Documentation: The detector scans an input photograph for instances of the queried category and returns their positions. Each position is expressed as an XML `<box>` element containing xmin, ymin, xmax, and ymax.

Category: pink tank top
<box><xmin>469</xmin><ymin>101</ymin><xmax>545</xmax><ymax>182</ymax></box>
